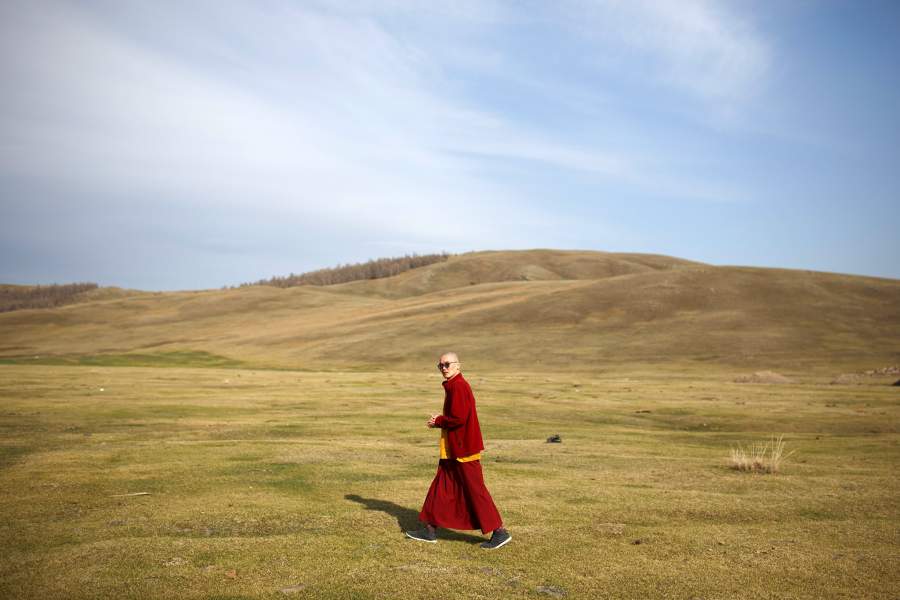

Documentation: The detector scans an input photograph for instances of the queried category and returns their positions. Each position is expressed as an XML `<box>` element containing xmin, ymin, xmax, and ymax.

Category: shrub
<box><xmin>729</xmin><ymin>435</ymin><xmax>792</xmax><ymax>473</ymax></box>
<box><xmin>245</xmin><ymin>252</ymin><xmax>451</xmax><ymax>288</ymax></box>
<box><xmin>0</xmin><ymin>282</ymin><xmax>99</xmax><ymax>313</ymax></box>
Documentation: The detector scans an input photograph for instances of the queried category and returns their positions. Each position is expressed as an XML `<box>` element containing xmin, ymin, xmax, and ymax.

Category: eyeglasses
<box><xmin>437</xmin><ymin>361</ymin><xmax>458</xmax><ymax>370</ymax></box>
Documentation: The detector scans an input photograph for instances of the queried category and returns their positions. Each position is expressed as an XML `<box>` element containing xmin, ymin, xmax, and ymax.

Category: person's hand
<box><xmin>427</xmin><ymin>414</ymin><xmax>440</xmax><ymax>428</ymax></box>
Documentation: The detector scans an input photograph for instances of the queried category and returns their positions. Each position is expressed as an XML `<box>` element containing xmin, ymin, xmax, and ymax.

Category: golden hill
<box><xmin>330</xmin><ymin>249</ymin><xmax>700</xmax><ymax>298</ymax></box>
<box><xmin>1</xmin><ymin>250</ymin><xmax>898</xmax><ymax>372</ymax></box>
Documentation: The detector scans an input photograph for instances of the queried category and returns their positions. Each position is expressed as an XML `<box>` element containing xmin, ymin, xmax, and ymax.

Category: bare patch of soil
<box><xmin>734</xmin><ymin>371</ymin><xmax>794</xmax><ymax>384</ymax></box>
<box><xmin>831</xmin><ymin>365</ymin><xmax>899</xmax><ymax>385</ymax></box>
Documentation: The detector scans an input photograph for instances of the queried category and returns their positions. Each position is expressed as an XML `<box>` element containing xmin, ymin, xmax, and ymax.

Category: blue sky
<box><xmin>1</xmin><ymin>0</ymin><xmax>898</xmax><ymax>290</ymax></box>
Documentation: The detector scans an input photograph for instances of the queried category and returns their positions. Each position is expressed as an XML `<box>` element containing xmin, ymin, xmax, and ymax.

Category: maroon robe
<box><xmin>418</xmin><ymin>373</ymin><xmax>503</xmax><ymax>534</ymax></box>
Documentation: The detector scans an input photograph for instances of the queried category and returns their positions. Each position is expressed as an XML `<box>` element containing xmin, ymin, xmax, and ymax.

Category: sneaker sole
<box><xmin>405</xmin><ymin>532</ymin><xmax>437</xmax><ymax>543</ymax></box>
<box><xmin>481</xmin><ymin>535</ymin><xmax>512</xmax><ymax>550</ymax></box>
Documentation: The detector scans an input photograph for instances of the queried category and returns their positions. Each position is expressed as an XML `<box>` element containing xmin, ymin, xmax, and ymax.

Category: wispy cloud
<box><xmin>12</xmin><ymin>0</ymin><xmax>867</xmax><ymax>289</ymax></box>
<box><xmin>564</xmin><ymin>0</ymin><xmax>770</xmax><ymax>112</ymax></box>
<box><xmin>0</xmin><ymin>1</ymin><xmax>643</xmax><ymax>241</ymax></box>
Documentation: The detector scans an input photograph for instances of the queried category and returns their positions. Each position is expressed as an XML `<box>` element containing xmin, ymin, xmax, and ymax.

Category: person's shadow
<box><xmin>345</xmin><ymin>494</ymin><xmax>485</xmax><ymax>543</ymax></box>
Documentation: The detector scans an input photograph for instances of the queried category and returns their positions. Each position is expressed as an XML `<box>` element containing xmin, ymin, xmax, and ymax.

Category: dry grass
<box><xmin>729</xmin><ymin>435</ymin><xmax>792</xmax><ymax>473</ymax></box>
<box><xmin>1</xmin><ymin>250</ymin><xmax>898</xmax><ymax>598</ymax></box>
<box><xmin>1</xmin><ymin>249</ymin><xmax>897</xmax><ymax>372</ymax></box>
<box><xmin>1</xmin><ymin>364</ymin><xmax>898</xmax><ymax>599</ymax></box>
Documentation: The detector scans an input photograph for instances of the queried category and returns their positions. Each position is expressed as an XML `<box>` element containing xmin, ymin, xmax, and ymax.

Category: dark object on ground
<box><xmin>481</xmin><ymin>529</ymin><xmax>512</xmax><ymax>550</ymax></box>
<box><xmin>893</xmin><ymin>379</ymin><xmax>900</xmax><ymax>386</ymax></box>
<box><xmin>546</xmin><ymin>434</ymin><xmax>562</xmax><ymax>443</ymax></box>
<box><xmin>405</xmin><ymin>528</ymin><xmax>437</xmax><ymax>543</ymax></box>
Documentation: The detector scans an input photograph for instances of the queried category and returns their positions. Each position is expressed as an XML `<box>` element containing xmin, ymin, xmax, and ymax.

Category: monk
<box><xmin>405</xmin><ymin>352</ymin><xmax>512</xmax><ymax>549</ymax></box>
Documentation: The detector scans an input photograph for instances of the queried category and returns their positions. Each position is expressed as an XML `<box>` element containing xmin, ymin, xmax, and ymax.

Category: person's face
<box><xmin>437</xmin><ymin>355</ymin><xmax>460</xmax><ymax>380</ymax></box>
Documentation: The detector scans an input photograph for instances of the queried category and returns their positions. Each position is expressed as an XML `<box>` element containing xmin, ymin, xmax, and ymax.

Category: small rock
<box><xmin>536</xmin><ymin>585</ymin><xmax>567</xmax><ymax>598</ymax></box>
<box><xmin>546</xmin><ymin>434</ymin><xmax>562</xmax><ymax>443</ymax></box>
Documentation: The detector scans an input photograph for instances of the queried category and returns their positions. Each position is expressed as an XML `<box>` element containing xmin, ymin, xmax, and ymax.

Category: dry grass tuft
<box><xmin>729</xmin><ymin>435</ymin><xmax>792</xmax><ymax>473</ymax></box>
<box><xmin>734</xmin><ymin>371</ymin><xmax>794</xmax><ymax>384</ymax></box>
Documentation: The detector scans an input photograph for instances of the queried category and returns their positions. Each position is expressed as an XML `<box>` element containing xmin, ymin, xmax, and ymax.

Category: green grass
<box><xmin>0</xmin><ymin>364</ymin><xmax>898</xmax><ymax>599</ymax></box>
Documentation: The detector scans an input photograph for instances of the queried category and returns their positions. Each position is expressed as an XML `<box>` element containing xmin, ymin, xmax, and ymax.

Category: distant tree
<box><xmin>0</xmin><ymin>282</ymin><xmax>99</xmax><ymax>312</ymax></box>
<box><xmin>245</xmin><ymin>253</ymin><xmax>451</xmax><ymax>288</ymax></box>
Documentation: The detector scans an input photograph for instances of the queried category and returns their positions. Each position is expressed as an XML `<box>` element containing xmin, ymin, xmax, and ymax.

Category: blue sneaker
<box><xmin>405</xmin><ymin>527</ymin><xmax>437</xmax><ymax>543</ymax></box>
<box><xmin>480</xmin><ymin>529</ymin><xmax>512</xmax><ymax>549</ymax></box>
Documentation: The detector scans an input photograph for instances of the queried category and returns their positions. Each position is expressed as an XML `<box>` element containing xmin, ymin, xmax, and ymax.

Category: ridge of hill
<box><xmin>1</xmin><ymin>250</ymin><xmax>897</xmax><ymax>372</ymax></box>
<box><xmin>330</xmin><ymin>249</ymin><xmax>702</xmax><ymax>298</ymax></box>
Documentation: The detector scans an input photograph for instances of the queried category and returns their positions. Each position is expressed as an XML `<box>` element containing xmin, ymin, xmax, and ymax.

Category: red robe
<box><xmin>433</xmin><ymin>374</ymin><xmax>485</xmax><ymax>458</ymax></box>
<box><xmin>418</xmin><ymin>373</ymin><xmax>503</xmax><ymax>534</ymax></box>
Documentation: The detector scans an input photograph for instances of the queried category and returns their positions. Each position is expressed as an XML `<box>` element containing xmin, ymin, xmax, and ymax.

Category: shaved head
<box><xmin>438</xmin><ymin>352</ymin><xmax>461</xmax><ymax>379</ymax></box>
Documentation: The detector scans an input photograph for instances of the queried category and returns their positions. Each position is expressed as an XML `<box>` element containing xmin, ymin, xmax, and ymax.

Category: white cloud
<box><xmin>0</xmin><ymin>0</ymin><xmax>774</xmax><ymax>288</ymax></box>
<box><xmin>566</xmin><ymin>0</ymin><xmax>770</xmax><ymax>111</ymax></box>
<box><xmin>0</xmin><ymin>1</ymin><xmax>639</xmax><ymax>238</ymax></box>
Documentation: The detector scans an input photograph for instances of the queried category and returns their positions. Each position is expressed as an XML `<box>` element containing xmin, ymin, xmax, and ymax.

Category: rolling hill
<box><xmin>1</xmin><ymin>250</ymin><xmax>898</xmax><ymax>372</ymax></box>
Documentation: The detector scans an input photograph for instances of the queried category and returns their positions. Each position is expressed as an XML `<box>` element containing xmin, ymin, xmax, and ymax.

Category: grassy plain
<box><xmin>1</xmin><ymin>363</ymin><xmax>897</xmax><ymax>599</ymax></box>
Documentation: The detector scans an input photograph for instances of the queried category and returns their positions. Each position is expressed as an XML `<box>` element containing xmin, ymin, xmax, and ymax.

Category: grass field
<box><xmin>1</xmin><ymin>363</ymin><xmax>897</xmax><ymax>599</ymax></box>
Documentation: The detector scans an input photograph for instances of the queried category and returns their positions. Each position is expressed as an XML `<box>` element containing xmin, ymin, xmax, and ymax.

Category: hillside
<box><xmin>1</xmin><ymin>250</ymin><xmax>898</xmax><ymax>372</ymax></box>
<box><xmin>331</xmin><ymin>249</ymin><xmax>700</xmax><ymax>298</ymax></box>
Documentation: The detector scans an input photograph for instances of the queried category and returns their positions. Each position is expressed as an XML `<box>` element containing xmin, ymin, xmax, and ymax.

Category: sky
<box><xmin>1</xmin><ymin>0</ymin><xmax>898</xmax><ymax>291</ymax></box>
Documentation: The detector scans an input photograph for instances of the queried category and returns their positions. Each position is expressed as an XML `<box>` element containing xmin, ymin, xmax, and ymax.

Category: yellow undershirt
<box><xmin>440</xmin><ymin>428</ymin><xmax>481</xmax><ymax>462</ymax></box>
